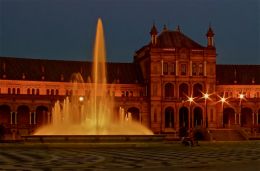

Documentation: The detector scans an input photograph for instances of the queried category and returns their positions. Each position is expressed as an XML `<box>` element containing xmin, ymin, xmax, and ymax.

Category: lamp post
<box><xmin>204</xmin><ymin>93</ymin><xmax>209</xmax><ymax>128</ymax></box>
<box><xmin>187</xmin><ymin>96</ymin><xmax>194</xmax><ymax>132</ymax></box>
<box><xmin>239</xmin><ymin>93</ymin><xmax>244</xmax><ymax>127</ymax></box>
<box><xmin>220</xmin><ymin>96</ymin><xmax>227</xmax><ymax>128</ymax></box>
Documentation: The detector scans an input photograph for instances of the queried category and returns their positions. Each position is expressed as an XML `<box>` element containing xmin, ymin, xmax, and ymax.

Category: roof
<box><xmin>216</xmin><ymin>65</ymin><xmax>260</xmax><ymax>85</ymax></box>
<box><xmin>0</xmin><ymin>57</ymin><xmax>144</xmax><ymax>84</ymax></box>
<box><xmin>156</xmin><ymin>30</ymin><xmax>204</xmax><ymax>49</ymax></box>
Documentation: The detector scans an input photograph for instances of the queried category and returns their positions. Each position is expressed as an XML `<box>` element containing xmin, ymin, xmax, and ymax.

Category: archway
<box><xmin>127</xmin><ymin>107</ymin><xmax>140</xmax><ymax>122</ymax></box>
<box><xmin>36</xmin><ymin>106</ymin><xmax>49</xmax><ymax>126</ymax></box>
<box><xmin>223</xmin><ymin>108</ymin><xmax>235</xmax><ymax>127</ymax></box>
<box><xmin>165</xmin><ymin>107</ymin><xmax>174</xmax><ymax>128</ymax></box>
<box><xmin>179</xmin><ymin>83</ymin><xmax>188</xmax><ymax>99</ymax></box>
<box><xmin>179</xmin><ymin>107</ymin><xmax>189</xmax><ymax>128</ymax></box>
<box><xmin>193</xmin><ymin>83</ymin><xmax>203</xmax><ymax>97</ymax></box>
<box><xmin>165</xmin><ymin>83</ymin><xmax>174</xmax><ymax>98</ymax></box>
<box><xmin>17</xmin><ymin>105</ymin><xmax>30</xmax><ymax>126</ymax></box>
<box><xmin>0</xmin><ymin>105</ymin><xmax>11</xmax><ymax>125</ymax></box>
<box><xmin>194</xmin><ymin>107</ymin><xmax>203</xmax><ymax>127</ymax></box>
<box><xmin>241</xmin><ymin>107</ymin><xmax>253</xmax><ymax>127</ymax></box>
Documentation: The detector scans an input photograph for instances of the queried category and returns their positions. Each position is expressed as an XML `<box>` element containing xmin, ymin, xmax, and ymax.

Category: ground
<box><xmin>0</xmin><ymin>141</ymin><xmax>260</xmax><ymax>170</ymax></box>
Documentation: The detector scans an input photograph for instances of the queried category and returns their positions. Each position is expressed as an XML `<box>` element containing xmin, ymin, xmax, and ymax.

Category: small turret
<box><xmin>150</xmin><ymin>24</ymin><xmax>158</xmax><ymax>46</ymax></box>
<box><xmin>206</xmin><ymin>24</ymin><xmax>215</xmax><ymax>47</ymax></box>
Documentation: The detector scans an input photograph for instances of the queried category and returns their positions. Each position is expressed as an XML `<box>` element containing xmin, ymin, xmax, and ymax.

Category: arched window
<box><xmin>51</xmin><ymin>89</ymin><xmax>54</xmax><ymax>95</ymax></box>
<box><xmin>179</xmin><ymin>83</ymin><xmax>188</xmax><ymax>98</ymax></box>
<box><xmin>165</xmin><ymin>107</ymin><xmax>174</xmax><ymax>128</ymax></box>
<box><xmin>17</xmin><ymin>88</ymin><xmax>20</xmax><ymax>94</ymax></box>
<box><xmin>32</xmin><ymin>89</ymin><xmax>35</xmax><ymax>95</ymax></box>
<box><xmin>165</xmin><ymin>83</ymin><xmax>174</xmax><ymax>98</ymax></box>
<box><xmin>27</xmin><ymin>88</ymin><xmax>30</xmax><ymax>95</ymax></box>
<box><xmin>36</xmin><ymin>89</ymin><xmax>40</xmax><ymax>95</ymax></box>
<box><xmin>193</xmin><ymin>83</ymin><xmax>203</xmax><ymax>97</ymax></box>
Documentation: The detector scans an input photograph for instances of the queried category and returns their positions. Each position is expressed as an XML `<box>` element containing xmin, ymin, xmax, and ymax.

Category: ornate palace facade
<box><xmin>0</xmin><ymin>25</ymin><xmax>259</xmax><ymax>140</ymax></box>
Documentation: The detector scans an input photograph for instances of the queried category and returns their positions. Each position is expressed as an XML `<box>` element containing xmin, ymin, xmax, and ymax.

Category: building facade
<box><xmin>0</xmin><ymin>25</ymin><xmax>259</xmax><ymax>140</ymax></box>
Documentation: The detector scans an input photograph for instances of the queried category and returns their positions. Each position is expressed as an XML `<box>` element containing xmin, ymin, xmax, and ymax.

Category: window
<box><xmin>51</xmin><ymin>89</ymin><xmax>54</xmax><ymax>95</ymax></box>
<box><xmin>55</xmin><ymin>89</ymin><xmax>59</xmax><ymax>95</ymax></box>
<box><xmin>46</xmin><ymin>89</ymin><xmax>50</xmax><ymax>95</ymax></box>
<box><xmin>8</xmin><ymin>88</ymin><xmax>11</xmax><ymax>94</ymax></box>
<box><xmin>17</xmin><ymin>88</ymin><xmax>20</xmax><ymax>95</ymax></box>
<box><xmin>169</xmin><ymin>63</ymin><xmax>175</xmax><ymax>75</ymax></box>
<box><xmin>193</xmin><ymin>83</ymin><xmax>203</xmax><ymax>97</ymax></box>
<box><xmin>27</xmin><ymin>88</ymin><xmax>30</xmax><ymax>95</ymax></box>
<box><xmin>163</xmin><ymin>63</ymin><xmax>168</xmax><ymax>75</ymax></box>
<box><xmin>181</xmin><ymin>64</ymin><xmax>186</xmax><ymax>75</ymax></box>
<box><xmin>12</xmin><ymin>88</ymin><xmax>15</xmax><ymax>94</ymax></box>
<box><xmin>179</xmin><ymin>83</ymin><xmax>188</xmax><ymax>98</ymax></box>
<box><xmin>192</xmin><ymin>63</ymin><xmax>196</xmax><ymax>76</ymax></box>
<box><xmin>126</xmin><ymin>91</ymin><xmax>129</xmax><ymax>97</ymax></box>
<box><xmin>199</xmin><ymin>63</ymin><xmax>203</xmax><ymax>76</ymax></box>
<box><xmin>165</xmin><ymin>83</ymin><xmax>174</xmax><ymax>98</ymax></box>
<box><xmin>32</xmin><ymin>89</ymin><xmax>35</xmax><ymax>95</ymax></box>
<box><xmin>36</xmin><ymin>89</ymin><xmax>39</xmax><ymax>95</ymax></box>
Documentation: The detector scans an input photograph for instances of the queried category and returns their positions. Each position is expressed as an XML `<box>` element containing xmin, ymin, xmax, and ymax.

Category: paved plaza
<box><xmin>0</xmin><ymin>141</ymin><xmax>260</xmax><ymax>170</ymax></box>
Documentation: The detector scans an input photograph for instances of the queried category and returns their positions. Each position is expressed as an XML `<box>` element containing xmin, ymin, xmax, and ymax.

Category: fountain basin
<box><xmin>22</xmin><ymin>135</ymin><xmax>166</xmax><ymax>143</ymax></box>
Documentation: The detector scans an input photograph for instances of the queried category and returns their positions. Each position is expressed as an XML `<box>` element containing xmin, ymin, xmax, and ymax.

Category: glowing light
<box><xmin>204</xmin><ymin>93</ymin><xmax>209</xmax><ymax>99</ymax></box>
<box><xmin>220</xmin><ymin>97</ymin><xmax>226</xmax><ymax>103</ymax></box>
<box><xmin>79</xmin><ymin>96</ymin><xmax>84</xmax><ymax>102</ymax></box>
<box><xmin>239</xmin><ymin>94</ymin><xmax>244</xmax><ymax>99</ymax></box>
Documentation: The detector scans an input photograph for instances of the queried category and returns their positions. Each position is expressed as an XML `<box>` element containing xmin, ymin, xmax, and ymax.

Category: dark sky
<box><xmin>0</xmin><ymin>0</ymin><xmax>259</xmax><ymax>64</ymax></box>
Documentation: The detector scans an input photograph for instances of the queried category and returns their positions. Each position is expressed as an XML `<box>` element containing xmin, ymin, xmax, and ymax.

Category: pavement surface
<box><xmin>0</xmin><ymin>141</ymin><xmax>260</xmax><ymax>170</ymax></box>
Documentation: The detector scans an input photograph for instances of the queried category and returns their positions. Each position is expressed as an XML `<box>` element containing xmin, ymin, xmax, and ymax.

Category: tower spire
<box><xmin>150</xmin><ymin>23</ymin><xmax>158</xmax><ymax>46</ymax></box>
<box><xmin>206</xmin><ymin>23</ymin><xmax>215</xmax><ymax>47</ymax></box>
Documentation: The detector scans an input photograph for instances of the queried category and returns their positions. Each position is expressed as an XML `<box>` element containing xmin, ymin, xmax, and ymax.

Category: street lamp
<box><xmin>239</xmin><ymin>93</ymin><xmax>245</xmax><ymax>126</ymax></box>
<box><xmin>220</xmin><ymin>96</ymin><xmax>227</xmax><ymax>128</ymax></box>
<box><xmin>187</xmin><ymin>95</ymin><xmax>194</xmax><ymax>132</ymax></box>
<box><xmin>203</xmin><ymin>93</ymin><xmax>210</xmax><ymax>128</ymax></box>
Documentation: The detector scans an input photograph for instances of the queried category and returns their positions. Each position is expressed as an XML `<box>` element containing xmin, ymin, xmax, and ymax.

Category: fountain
<box><xmin>21</xmin><ymin>18</ymin><xmax>166</xmax><ymax>143</ymax></box>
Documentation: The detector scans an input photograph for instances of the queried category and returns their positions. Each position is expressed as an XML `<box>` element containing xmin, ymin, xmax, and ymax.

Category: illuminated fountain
<box><xmin>33</xmin><ymin>18</ymin><xmax>153</xmax><ymax>136</ymax></box>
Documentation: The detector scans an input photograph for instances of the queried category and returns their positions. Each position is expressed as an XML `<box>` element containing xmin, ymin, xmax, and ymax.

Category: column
<box><xmin>190</xmin><ymin>61</ymin><xmax>192</xmax><ymax>76</ymax></box>
<box><xmin>34</xmin><ymin>112</ymin><xmax>36</xmax><ymax>124</ymax></box>
<box><xmin>235</xmin><ymin>113</ymin><xmax>237</xmax><ymax>125</ymax></box>
<box><xmin>204</xmin><ymin>61</ymin><xmax>207</xmax><ymax>76</ymax></box>
<box><xmin>10</xmin><ymin>112</ymin><xmax>13</xmax><ymax>124</ymax></box>
<box><xmin>176</xmin><ymin>60</ymin><xmax>178</xmax><ymax>76</ymax></box>
<box><xmin>239</xmin><ymin>113</ymin><xmax>241</xmax><ymax>125</ymax></box>
<box><xmin>252</xmin><ymin>112</ymin><xmax>254</xmax><ymax>126</ymax></box>
<box><xmin>29</xmin><ymin>112</ymin><xmax>32</xmax><ymax>125</ymax></box>
<box><xmin>15</xmin><ymin>112</ymin><xmax>17</xmax><ymax>124</ymax></box>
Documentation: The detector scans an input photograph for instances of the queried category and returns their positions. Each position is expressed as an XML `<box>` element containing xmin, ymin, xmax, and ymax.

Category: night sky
<box><xmin>0</xmin><ymin>0</ymin><xmax>259</xmax><ymax>64</ymax></box>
